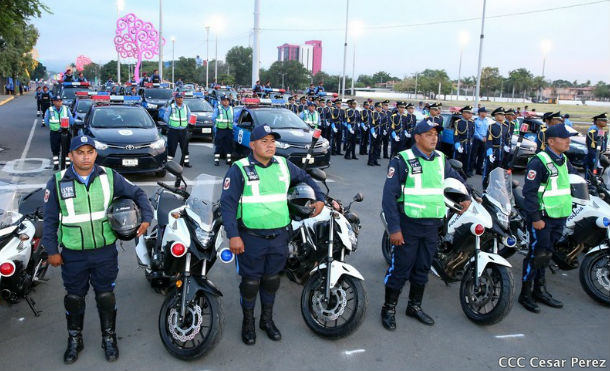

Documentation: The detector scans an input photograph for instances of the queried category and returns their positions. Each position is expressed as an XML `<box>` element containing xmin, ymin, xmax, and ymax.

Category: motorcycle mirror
<box><xmin>600</xmin><ymin>155</ymin><xmax>609</xmax><ymax>168</ymax></box>
<box><xmin>308</xmin><ymin>168</ymin><xmax>327</xmax><ymax>182</ymax></box>
<box><xmin>165</xmin><ymin>161</ymin><xmax>183</xmax><ymax>177</ymax></box>
<box><xmin>448</xmin><ymin>159</ymin><xmax>463</xmax><ymax>171</ymax></box>
<box><xmin>353</xmin><ymin>193</ymin><xmax>364</xmax><ymax>202</ymax></box>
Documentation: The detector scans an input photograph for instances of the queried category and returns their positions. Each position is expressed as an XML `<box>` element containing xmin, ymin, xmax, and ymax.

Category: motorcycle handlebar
<box><xmin>156</xmin><ymin>181</ymin><xmax>189</xmax><ymax>198</ymax></box>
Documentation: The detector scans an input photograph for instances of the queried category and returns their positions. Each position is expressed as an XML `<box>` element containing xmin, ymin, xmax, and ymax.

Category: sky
<box><xmin>32</xmin><ymin>0</ymin><xmax>610</xmax><ymax>83</ymax></box>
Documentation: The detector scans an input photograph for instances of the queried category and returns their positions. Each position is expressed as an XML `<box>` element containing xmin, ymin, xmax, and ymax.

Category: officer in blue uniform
<box><xmin>359</xmin><ymin>101</ymin><xmax>371</xmax><ymax>155</ymax></box>
<box><xmin>42</xmin><ymin>135</ymin><xmax>153</xmax><ymax>364</ymax></box>
<box><xmin>304</xmin><ymin>83</ymin><xmax>316</xmax><ymax>96</ymax></box>
<box><xmin>424</xmin><ymin>103</ymin><xmax>444</xmax><ymax>150</ymax></box>
<box><xmin>483</xmin><ymin>107</ymin><xmax>512</xmax><ymax>188</ymax></box>
<box><xmin>286</xmin><ymin>96</ymin><xmax>298</xmax><ymax>114</ymax></box>
<box><xmin>212</xmin><ymin>95</ymin><xmax>235</xmax><ymax>166</ymax></box>
<box><xmin>381</xmin><ymin>100</ymin><xmax>392</xmax><ymax>158</ymax></box>
<box><xmin>163</xmin><ymin>92</ymin><xmax>193</xmax><ymax>167</ymax></box>
<box><xmin>35</xmin><ymin>86</ymin><xmax>42</xmax><ymax>116</ymax></box>
<box><xmin>535</xmin><ymin>112</ymin><xmax>563</xmax><ymax>153</ymax></box>
<box><xmin>330</xmin><ymin>99</ymin><xmax>344</xmax><ymax>155</ymax></box>
<box><xmin>403</xmin><ymin>103</ymin><xmax>418</xmax><ymax>149</ymax></box>
<box><xmin>389</xmin><ymin>101</ymin><xmax>408</xmax><ymax>157</ymax></box>
<box><xmin>453</xmin><ymin>105</ymin><xmax>475</xmax><ymax>177</ymax></box>
<box><xmin>381</xmin><ymin>120</ymin><xmax>470</xmax><ymax>330</ymax></box>
<box><xmin>470</xmin><ymin>107</ymin><xmax>489</xmax><ymax>175</ymax></box>
<box><xmin>368</xmin><ymin>102</ymin><xmax>385</xmax><ymax>166</ymax></box>
<box><xmin>314</xmin><ymin>81</ymin><xmax>325</xmax><ymax>95</ymax></box>
<box><xmin>39</xmin><ymin>85</ymin><xmax>52</xmax><ymax>126</ymax></box>
<box><xmin>297</xmin><ymin>96</ymin><xmax>307</xmax><ymax>114</ymax></box>
<box><xmin>220</xmin><ymin>125</ymin><xmax>325</xmax><ymax>345</ymax></box>
<box><xmin>519</xmin><ymin>125</ymin><xmax>578</xmax><ymax>313</ymax></box>
<box><xmin>76</xmin><ymin>72</ymin><xmax>87</xmax><ymax>83</ymax></box>
<box><xmin>44</xmin><ymin>96</ymin><xmax>75</xmax><ymax>170</ymax></box>
<box><xmin>344</xmin><ymin>99</ymin><xmax>359</xmax><ymax>160</ymax></box>
<box><xmin>322</xmin><ymin>99</ymin><xmax>333</xmax><ymax>140</ymax></box>
<box><xmin>584</xmin><ymin>113</ymin><xmax>608</xmax><ymax>180</ymax></box>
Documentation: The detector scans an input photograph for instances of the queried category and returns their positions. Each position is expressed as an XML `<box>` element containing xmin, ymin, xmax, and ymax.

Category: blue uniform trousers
<box><xmin>61</xmin><ymin>244</ymin><xmax>119</xmax><ymax>297</ymax></box>
<box><xmin>522</xmin><ymin>217</ymin><xmax>565</xmax><ymax>282</ymax></box>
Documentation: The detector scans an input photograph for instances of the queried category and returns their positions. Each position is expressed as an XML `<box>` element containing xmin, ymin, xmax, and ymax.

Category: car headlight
<box><xmin>275</xmin><ymin>141</ymin><xmax>291</xmax><ymax>149</ymax></box>
<box><xmin>147</xmin><ymin>103</ymin><xmax>158</xmax><ymax>109</ymax></box>
<box><xmin>150</xmin><ymin>138</ymin><xmax>165</xmax><ymax>150</ymax></box>
<box><xmin>320</xmin><ymin>138</ymin><xmax>330</xmax><ymax>149</ymax></box>
<box><xmin>94</xmin><ymin>140</ymin><xmax>108</xmax><ymax>150</ymax></box>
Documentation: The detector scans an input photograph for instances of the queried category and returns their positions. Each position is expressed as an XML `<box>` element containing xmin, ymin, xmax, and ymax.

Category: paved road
<box><xmin>0</xmin><ymin>97</ymin><xmax>608</xmax><ymax>371</ymax></box>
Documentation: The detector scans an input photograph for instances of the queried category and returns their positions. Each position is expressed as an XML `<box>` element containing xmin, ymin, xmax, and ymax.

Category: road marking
<box><xmin>3</xmin><ymin>119</ymin><xmax>39</xmax><ymax>177</ymax></box>
<box><xmin>20</xmin><ymin>119</ymin><xmax>38</xmax><ymax>163</ymax></box>
<box><xmin>344</xmin><ymin>349</ymin><xmax>366</xmax><ymax>355</ymax></box>
<box><xmin>495</xmin><ymin>334</ymin><xmax>525</xmax><ymax>339</ymax></box>
<box><xmin>2</xmin><ymin>158</ymin><xmax>50</xmax><ymax>174</ymax></box>
<box><xmin>190</xmin><ymin>142</ymin><xmax>213</xmax><ymax>148</ymax></box>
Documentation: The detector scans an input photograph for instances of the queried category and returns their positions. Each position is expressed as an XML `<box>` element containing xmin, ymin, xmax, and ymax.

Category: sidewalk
<box><xmin>0</xmin><ymin>95</ymin><xmax>15</xmax><ymax>106</ymax></box>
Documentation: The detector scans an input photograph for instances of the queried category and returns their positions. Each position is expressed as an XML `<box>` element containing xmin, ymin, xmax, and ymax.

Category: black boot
<box><xmin>381</xmin><ymin>287</ymin><xmax>400</xmax><ymax>330</ymax></box>
<box><xmin>351</xmin><ymin>155</ymin><xmax>358</xmax><ymax>160</ymax></box>
<box><xmin>533</xmin><ymin>278</ymin><xmax>563</xmax><ymax>308</ymax></box>
<box><xmin>259</xmin><ymin>304</ymin><xmax>281</xmax><ymax>341</ymax></box>
<box><xmin>518</xmin><ymin>280</ymin><xmax>540</xmax><ymax>313</ymax></box>
<box><xmin>405</xmin><ymin>284</ymin><xmax>434</xmax><ymax>325</ymax></box>
<box><xmin>64</xmin><ymin>313</ymin><xmax>84</xmax><ymax>364</ymax></box>
<box><xmin>242</xmin><ymin>307</ymin><xmax>256</xmax><ymax>345</ymax></box>
<box><xmin>97</xmin><ymin>292</ymin><xmax>119</xmax><ymax>361</ymax></box>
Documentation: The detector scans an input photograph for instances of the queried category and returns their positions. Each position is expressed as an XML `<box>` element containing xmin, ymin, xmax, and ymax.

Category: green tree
<box><xmin>82</xmin><ymin>62</ymin><xmax>100</xmax><ymax>82</ymax></box>
<box><xmin>480</xmin><ymin>67</ymin><xmax>503</xmax><ymax>96</ymax></box>
<box><xmin>551</xmin><ymin>79</ymin><xmax>573</xmax><ymax>88</ymax></box>
<box><xmin>225</xmin><ymin>46</ymin><xmax>252</xmax><ymax>86</ymax></box>
<box><xmin>357</xmin><ymin>74</ymin><xmax>374</xmax><ymax>87</ymax></box>
<box><xmin>260</xmin><ymin>60</ymin><xmax>310</xmax><ymax>91</ymax></box>
<box><xmin>372</xmin><ymin>71</ymin><xmax>398</xmax><ymax>84</ymax></box>
<box><xmin>593</xmin><ymin>81</ymin><xmax>610</xmax><ymax>99</ymax></box>
<box><xmin>416</xmin><ymin>69</ymin><xmax>452</xmax><ymax>97</ymax></box>
<box><xmin>507</xmin><ymin>68</ymin><xmax>533</xmax><ymax>97</ymax></box>
<box><xmin>30</xmin><ymin>60</ymin><xmax>47</xmax><ymax>80</ymax></box>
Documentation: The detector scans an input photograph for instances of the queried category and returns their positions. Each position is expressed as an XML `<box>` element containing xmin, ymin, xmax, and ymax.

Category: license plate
<box><xmin>202</xmin><ymin>128</ymin><xmax>212</xmax><ymax>134</ymax></box>
<box><xmin>122</xmin><ymin>158</ymin><xmax>139</xmax><ymax>167</ymax></box>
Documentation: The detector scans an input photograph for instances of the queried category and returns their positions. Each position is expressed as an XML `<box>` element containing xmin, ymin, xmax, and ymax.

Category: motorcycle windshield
<box><xmin>185</xmin><ymin>174</ymin><xmax>222</xmax><ymax>230</ymax></box>
<box><xmin>0</xmin><ymin>187</ymin><xmax>20</xmax><ymax>230</ymax></box>
<box><xmin>485</xmin><ymin>167</ymin><xmax>513</xmax><ymax>214</ymax></box>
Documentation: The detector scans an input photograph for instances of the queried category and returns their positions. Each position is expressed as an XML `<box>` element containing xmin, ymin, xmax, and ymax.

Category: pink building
<box><xmin>276</xmin><ymin>40</ymin><xmax>323</xmax><ymax>75</ymax></box>
<box><xmin>304</xmin><ymin>40</ymin><xmax>322</xmax><ymax>75</ymax></box>
<box><xmin>277</xmin><ymin>44</ymin><xmax>300</xmax><ymax>62</ymax></box>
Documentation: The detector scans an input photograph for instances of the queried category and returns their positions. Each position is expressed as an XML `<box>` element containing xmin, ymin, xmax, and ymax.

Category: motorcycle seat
<box><xmin>157</xmin><ymin>191</ymin><xmax>184</xmax><ymax>226</ymax></box>
<box><xmin>513</xmin><ymin>186</ymin><xmax>527</xmax><ymax>211</ymax></box>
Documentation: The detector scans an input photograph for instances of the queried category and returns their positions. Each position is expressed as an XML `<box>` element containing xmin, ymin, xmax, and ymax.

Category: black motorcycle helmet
<box><xmin>107</xmin><ymin>198</ymin><xmax>141</xmax><ymax>240</ymax></box>
<box><xmin>287</xmin><ymin>182</ymin><xmax>316</xmax><ymax>219</ymax></box>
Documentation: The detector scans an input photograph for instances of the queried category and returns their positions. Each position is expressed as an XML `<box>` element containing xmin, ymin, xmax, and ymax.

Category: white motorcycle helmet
<box><xmin>444</xmin><ymin>178</ymin><xmax>469</xmax><ymax>212</ymax></box>
<box><xmin>569</xmin><ymin>174</ymin><xmax>589</xmax><ymax>205</ymax></box>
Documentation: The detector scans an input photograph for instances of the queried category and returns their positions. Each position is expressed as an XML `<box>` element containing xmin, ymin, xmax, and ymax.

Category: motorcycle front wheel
<box><xmin>579</xmin><ymin>250</ymin><xmax>610</xmax><ymax>306</ymax></box>
<box><xmin>381</xmin><ymin>231</ymin><xmax>392</xmax><ymax>265</ymax></box>
<box><xmin>301</xmin><ymin>270</ymin><xmax>366</xmax><ymax>338</ymax></box>
<box><xmin>158</xmin><ymin>288</ymin><xmax>223</xmax><ymax>360</ymax></box>
<box><xmin>459</xmin><ymin>263</ymin><xmax>514</xmax><ymax>325</ymax></box>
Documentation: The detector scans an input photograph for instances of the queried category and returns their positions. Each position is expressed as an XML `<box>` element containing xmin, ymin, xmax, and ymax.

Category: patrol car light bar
<box><xmin>271</xmin><ymin>99</ymin><xmax>286</xmax><ymax>105</ymax></box>
<box><xmin>193</xmin><ymin>92</ymin><xmax>204</xmax><ymax>98</ymax></box>
<box><xmin>92</xmin><ymin>95</ymin><xmax>111</xmax><ymax>101</ymax></box>
<box><xmin>259</xmin><ymin>98</ymin><xmax>273</xmax><ymax>105</ymax></box>
<box><xmin>144</xmin><ymin>83</ymin><xmax>169</xmax><ymax>88</ymax></box>
<box><xmin>243</xmin><ymin>98</ymin><xmax>260</xmax><ymax>105</ymax></box>
<box><xmin>62</xmin><ymin>82</ymin><xmax>89</xmax><ymax>87</ymax></box>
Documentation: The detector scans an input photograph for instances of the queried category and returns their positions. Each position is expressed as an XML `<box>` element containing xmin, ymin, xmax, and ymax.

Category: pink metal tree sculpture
<box><xmin>75</xmin><ymin>55</ymin><xmax>92</xmax><ymax>72</ymax></box>
<box><xmin>114</xmin><ymin>13</ymin><xmax>164</xmax><ymax>82</ymax></box>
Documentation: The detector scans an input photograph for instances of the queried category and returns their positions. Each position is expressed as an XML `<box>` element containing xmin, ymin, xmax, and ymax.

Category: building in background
<box><xmin>277</xmin><ymin>40</ymin><xmax>322</xmax><ymax>75</ymax></box>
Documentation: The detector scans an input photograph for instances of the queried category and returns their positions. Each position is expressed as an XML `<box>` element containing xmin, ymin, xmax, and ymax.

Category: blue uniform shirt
<box><xmin>162</xmin><ymin>102</ymin><xmax>191</xmax><ymax>130</ymax></box>
<box><xmin>43</xmin><ymin>105</ymin><xmax>75</xmax><ymax>126</ymax></box>
<box><xmin>473</xmin><ymin>116</ymin><xmax>490</xmax><ymax>141</ymax></box>
<box><xmin>42</xmin><ymin>165</ymin><xmax>154</xmax><ymax>255</ymax></box>
<box><xmin>522</xmin><ymin>147</ymin><xmax>578</xmax><ymax>222</ymax></box>
<box><xmin>382</xmin><ymin>146</ymin><xmax>466</xmax><ymax>234</ymax></box>
<box><xmin>220</xmin><ymin>154</ymin><xmax>325</xmax><ymax>239</ymax></box>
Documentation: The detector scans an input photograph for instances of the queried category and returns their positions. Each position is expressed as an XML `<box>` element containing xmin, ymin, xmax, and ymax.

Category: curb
<box><xmin>0</xmin><ymin>96</ymin><xmax>15</xmax><ymax>106</ymax></box>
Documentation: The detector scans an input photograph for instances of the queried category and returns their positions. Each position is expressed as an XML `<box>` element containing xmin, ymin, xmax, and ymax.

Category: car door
<box><xmin>234</xmin><ymin>109</ymin><xmax>254</xmax><ymax>151</ymax></box>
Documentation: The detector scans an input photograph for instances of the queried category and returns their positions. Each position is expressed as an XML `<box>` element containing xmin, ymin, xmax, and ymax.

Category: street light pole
<box><xmin>351</xmin><ymin>44</ymin><xmax>355</xmax><ymax>96</ymax></box>
<box><xmin>158</xmin><ymin>0</ymin><xmax>163</xmax><ymax>81</ymax></box>
<box><xmin>205</xmin><ymin>26</ymin><xmax>210</xmax><ymax>88</ymax></box>
<box><xmin>457</xmin><ymin>49</ymin><xmax>463</xmax><ymax>101</ymax></box>
<box><xmin>340</xmin><ymin>0</ymin><xmax>349</xmax><ymax>101</ymax></box>
<box><xmin>474</xmin><ymin>0</ymin><xmax>487</xmax><ymax>109</ymax></box>
<box><xmin>171</xmin><ymin>37</ymin><xmax>175</xmax><ymax>86</ymax></box>
<box><xmin>116</xmin><ymin>0</ymin><xmax>123</xmax><ymax>83</ymax></box>
<box><xmin>215</xmin><ymin>32</ymin><xmax>218</xmax><ymax>84</ymax></box>
<box><xmin>252</xmin><ymin>0</ymin><xmax>260</xmax><ymax>87</ymax></box>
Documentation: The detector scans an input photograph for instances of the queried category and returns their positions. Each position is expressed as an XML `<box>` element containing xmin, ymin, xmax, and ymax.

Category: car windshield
<box><xmin>252</xmin><ymin>109</ymin><xmax>309</xmax><ymax>130</ymax></box>
<box><xmin>144</xmin><ymin>89</ymin><xmax>172</xmax><ymax>99</ymax></box>
<box><xmin>76</xmin><ymin>100</ymin><xmax>94</xmax><ymax>113</ymax></box>
<box><xmin>62</xmin><ymin>88</ymin><xmax>89</xmax><ymax>100</ymax></box>
<box><xmin>485</xmin><ymin>167</ymin><xmax>513</xmax><ymax>215</ymax></box>
<box><xmin>184</xmin><ymin>99</ymin><xmax>213</xmax><ymax>112</ymax></box>
<box><xmin>185</xmin><ymin>174</ymin><xmax>222</xmax><ymax>231</ymax></box>
<box><xmin>91</xmin><ymin>107</ymin><xmax>155</xmax><ymax>128</ymax></box>
<box><xmin>214</xmin><ymin>89</ymin><xmax>237</xmax><ymax>99</ymax></box>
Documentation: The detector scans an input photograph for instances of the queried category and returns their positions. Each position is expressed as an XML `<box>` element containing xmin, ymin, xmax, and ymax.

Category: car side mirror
<box><xmin>353</xmin><ymin>193</ymin><xmax>364</xmax><ymax>202</ymax></box>
<box><xmin>308</xmin><ymin>168</ymin><xmax>327</xmax><ymax>182</ymax></box>
<box><xmin>165</xmin><ymin>161</ymin><xmax>183</xmax><ymax>177</ymax></box>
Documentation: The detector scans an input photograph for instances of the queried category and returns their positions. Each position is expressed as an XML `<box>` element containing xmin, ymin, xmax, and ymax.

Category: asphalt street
<box><xmin>0</xmin><ymin>96</ymin><xmax>608</xmax><ymax>371</ymax></box>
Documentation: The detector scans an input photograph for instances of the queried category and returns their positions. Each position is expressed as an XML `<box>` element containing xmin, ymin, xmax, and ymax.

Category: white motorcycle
<box><xmin>0</xmin><ymin>188</ymin><xmax>48</xmax><ymax>316</ymax></box>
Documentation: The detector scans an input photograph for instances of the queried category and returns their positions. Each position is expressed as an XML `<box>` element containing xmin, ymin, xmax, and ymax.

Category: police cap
<box><xmin>545</xmin><ymin>124</ymin><xmax>578</xmax><ymax>139</ymax></box>
<box><xmin>593</xmin><ymin>113</ymin><xmax>608</xmax><ymax>121</ymax></box>
<box><xmin>460</xmin><ymin>105</ymin><xmax>473</xmax><ymax>113</ymax></box>
<box><xmin>491</xmin><ymin>107</ymin><xmax>505</xmax><ymax>116</ymax></box>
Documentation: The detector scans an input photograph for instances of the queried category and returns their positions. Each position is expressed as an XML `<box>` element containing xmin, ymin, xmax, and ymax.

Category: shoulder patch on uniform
<box><xmin>223</xmin><ymin>177</ymin><xmax>230</xmax><ymax>190</ymax></box>
<box><xmin>527</xmin><ymin>170</ymin><xmax>537</xmax><ymax>180</ymax></box>
<box><xmin>44</xmin><ymin>189</ymin><xmax>50</xmax><ymax>203</ymax></box>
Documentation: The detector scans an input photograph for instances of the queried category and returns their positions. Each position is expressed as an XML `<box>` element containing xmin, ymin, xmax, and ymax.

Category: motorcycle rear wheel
<box><xmin>301</xmin><ymin>271</ymin><xmax>366</xmax><ymax>338</ymax></box>
<box><xmin>579</xmin><ymin>251</ymin><xmax>610</xmax><ymax>306</ymax></box>
<box><xmin>460</xmin><ymin>264</ymin><xmax>514</xmax><ymax>325</ymax></box>
<box><xmin>158</xmin><ymin>288</ymin><xmax>223</xmax><ymax>360</ymax></box>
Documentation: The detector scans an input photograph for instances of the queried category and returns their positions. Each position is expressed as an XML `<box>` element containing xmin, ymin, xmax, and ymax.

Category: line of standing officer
<box><xmin>344</xmin><ymin>99</ymin><xmax>359</xmax><ymax>160</ymax></box>
<box><xmin>470</xmin><ymin>107</ymin><xmax>489</xmax><ymax>175</ymax></box>
<box><xmin>220</xmin><ymin>125</ymin><xmax>325</xmax><ymax>345</ymax></box>
<box><xmin>381</xmin><ymin>120</ymin><xmax>471</xmax><ymax>330</ymax></box>
<box><xmin>212</xmin><ymin>95</ymin><xmax>235</xmax><ymax>166</ymax></box>
<box><xmin>330</xmin><ymin>99</ymin><xmax>344</xmax><ymax>156</ymax></box>
<box><xmin>44</xmin><ymin>95</ymin><xmax>74</xmax><ymax>170</ymax></box>
<box><xmin>381</xmin><ymin>100</ymin><xmax>391</xmax><ymax>158</ymax></box>
<box><xmin>453</xmin><ymin>105</ymin><xmax>475</xmax><ymax>177</ymax></box>
<box><xmin>483</xmin><ymin>107</ymin><xmax>512</xmax><ymax>188</ymax></box>
<box><xmin>322</xmin><ymin>99</ymin><xmax>333</xmax><ymax>141</ymax></box>
<box><xmin>359</xmin><ymin>101</ymin><xmax>371</xmax><ymax>155</ymax></box>
<box><xmin>368</xmin><ymin>102</ymin><xmax>385</xmax><ymax>166</ymax></box>
<box><xmin>584</xmin><ymin>113</ymin><xmax>608</xmax><ymax>180</ymax></box>
<box><xmin>162</xmin><ymin>92</ymin><xmax>192</xmax><ymax>167</ymax></box>
<box><xmin>389</xmin><ymin>102</ymin><xmax>409</xmax><ymax>158</ymax></box>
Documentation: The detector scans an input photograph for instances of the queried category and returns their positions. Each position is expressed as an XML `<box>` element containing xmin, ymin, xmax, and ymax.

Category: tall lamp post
<box><xmin>457</xmin><ymin>31</ymin><xmax>470</xmax><ymax>101</ymax></box>
<box><xmin>158</xmin><ymin>0</ymin><xmax>163</xmax><ymax>81</ymax></box>
<box><xmin>340</xmin><ymin>0</ymin><xmax>349</xmax><ymax>101</ymax></box>
<box><xmin>209</xmin><ymin>15</ymin><xmax>225</xmax><ymax>85</ymax></box>
<box><xmin>474</xmin><ymin>0</ymin><xmax>487</xmax><ymax>110</ymax></box>
<box><xmin>171</xmin><ymin>36</ymin><xmax>175</xmax><ymax>86</ymax></box>
<box><xmin>205</xmin><ymin>26</ymin><xmax>210</xmax><ymax>88</ymax></box>
<box><xmin>539</xmin><ymin>39</ymin><xmax>552</xmax><ymax>101</ymax></box>
<box><xmin>349</xmin><ymin>20</ymin><xmax>364</xmax><ymax>97</ymax></box>
<box><xmin>116</xmin><ymin>0</ymin><xmax>124</xmax><ymax>83</ymax></box>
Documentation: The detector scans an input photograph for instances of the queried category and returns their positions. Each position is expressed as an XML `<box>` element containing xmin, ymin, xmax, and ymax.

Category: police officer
<box><xmin>330</xmin><ymin>99</ymin><xmax>344</xmax><ymax>155</ymax></box>
<box><xmin>42</xmin><ymin>135</ymin><xmax>153</xmax><ymax>363</ymax></box>
<box><xmin>403</xmin><ymin>103</ymin><xmax>418</xmax><ymax>149</ymax></box>
<box><xmin>297</xmin><ymin>96</ymin><xmax>308</xmax><ymax>114</ymax></box>
<box><xmin>40</xmin><ymin>85</ymin><xmax>52</xmax><ymax>126</ymax></box>
<box><xmin>506</xmin><ymin>108</ymin><xmax>519</xmax><ymax>136</ymax></box>
<box><xmin>76</xmin><ymin>72</ymin><xmax>87</xmax><ymax>83</ymax></box>
<box><xmin>389</xmin><ymin>102</ymin><xmax>409</xmax><ymax>158</ymax></box>
<box><xmin>343</xmin><ymin>99</ymin><xmax>359</xmax><ymax>160</ymax></box>
<box><xmin>212</xmin><ymin>95</ymin><xmax>234</xmax><ymax>166</ymax></box>
<box><xmin>453</xmin><ymin>105</ymin><xmax>475</xmax><ymax>177</ymax></box>
<box><xmin>314</xmin><ymin>81</ymin><xmax>325</xmax><ymax>95</ymax></box>
<box><xmin>584</xmin><ymin>113</ymin><xmax>608</xmax><ymax>180</ymax></box>
<box><xmin>424</xmin><ymin>103</ymin><xmax>444</xmax><ymax>150</ymax></box>
<box><xmin>287</xmin><ymin>96</ymin><xmax>298</xmax><ymax>114</ymax></box>
<box><xmin>535</xmin><ymin>112</ymin><xmax>563</xmax><ymax>152</ymax></box>
<box><xmin>368</xmin><ymin>102</ymin><xmax>385</xmax><ymax>166</ymax></box>
<box><xmin>138</xmin><ymin>72</ymin><xmax>149</xmax><ymax>87</ymax></box>
<box><xmin>483</xmin><ymin>107</ymin><xmax>512</xmax><ymax>187</ymax></box>
<box><xmin>519</xmin><ymin>124</ymin><xmax>578</xmax><ymax>313</ymax></box>
<box><xmin>220</xmin><ymin>125</ymin><xmax>325</xmax><ymax>345</ymax></box>
<box><xmin>381</xmin><ymin>120</ymin><xmax>471</xmax><ymax>330</ymax></box>
<box><xmin>470</xmin><ymin>107</ymin><xmax>489</xmax><ymax>175</ymax></box>
<box><xmin>359</xmin><ymin>101</ymin><xmax>371</xmax><ymax>155</ymax></box>
<box><xmin>63</xmin><ymin>68</ymin><xmax>74</xmax><ymax>82</ymax></box>
<box><xmin>35</xmin><ymin>86</ymin><xmax>42</xmax><ymax>116</ymax></box>
<box><xmin>44</xmin><ymin>96</ymin><xmax>74</xmax><ymax>170</ymax></box>
<box><xmin>381</xmin><ymin>100</ymin><xmax>392</xmax><ymax>158</ymax></box>
<box><xmin>163</xmin><ymin>92</ymin><xmax>192</xmax><ymax>167</ymax></box>
<box><xmin>322</xmin><ymin>99</ymin><xmax>333</xmax><ymax>140</ymax></box>
<box><xmin>300</xmin><ymin>101</ymin><xmax>320</xmax><ymax>129</ymax></box>
<box><xmin>304</xmin><ymin>83</ymin><xmax>316</xmax><ymax>96</ymax></box>
<box><xmin>151</xmin><ymin>69</ymin><xmax>161</xmax><ymax>83</ymax></box>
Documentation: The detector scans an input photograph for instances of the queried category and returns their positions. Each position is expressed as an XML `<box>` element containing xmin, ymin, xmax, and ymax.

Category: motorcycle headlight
<box><xmin>347</xmin><ymin>225</ymin><xmax>358</xmax><ymax>251</ymax></box>
<box><xmin>497</xmin><ymin>210</ymin><xmax>509</xmax><ymax>230</ymax></box>
<box><xmin>94</xmin><ymin>140</ymin><xmax>108</xmax><ymax>150</ymax></box>
<box><xmin>276</xmin><ymin>141</ymin><xmax>291</xmax><ymax>149</ymax></box>
<box><xmin>195</xmin><ymin>226</ymin><xmax>213</xmax><ymax>247</ymax></box>
<box><xmin>147</xmin><ymin>103</ymin><xmax>158</xmax><ymax>109</ymax></box>
<box><xmin>150</xmin><ymin>138</ymin><xmax>166</xmax><ymax>150</ymax></box>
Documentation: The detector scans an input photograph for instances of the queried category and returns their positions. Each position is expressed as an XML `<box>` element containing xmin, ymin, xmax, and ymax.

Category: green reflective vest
<box><xmin>303</xmin><ymin>111</ymin><xmax>319</xmax><ymax>128</ymax></box>
<box><xmin>399</xmin><ymin>149</ymin><xmax>446</xmax><ymax>219</ymax></box>
<box><xmin>168</xmin><ymin>103</ymin><xmax>188</xmax><ymax>128</ymax></box>
<box><xmin>215</xmin><ymin>106</ymin><xmax>233</xmax><ymax>129</ymax></box>
<box><xmin>235</xmin><ymin>156</ymin><xmax>291</xmax><ymax>229</ymax></box>
<box><xmin>48</xmin><ymin>106</ymin><xmax>70</xmax><ymax>132</ymax></box>
<box><xmin>55</xmin><ymin>167</ymin><xmax>117</xmax><ymax>250</ymax></box>
<box><xmin>535</xmin><ymin>151</ymin><xmax>572</xmax><ymax>218</ymax></box>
